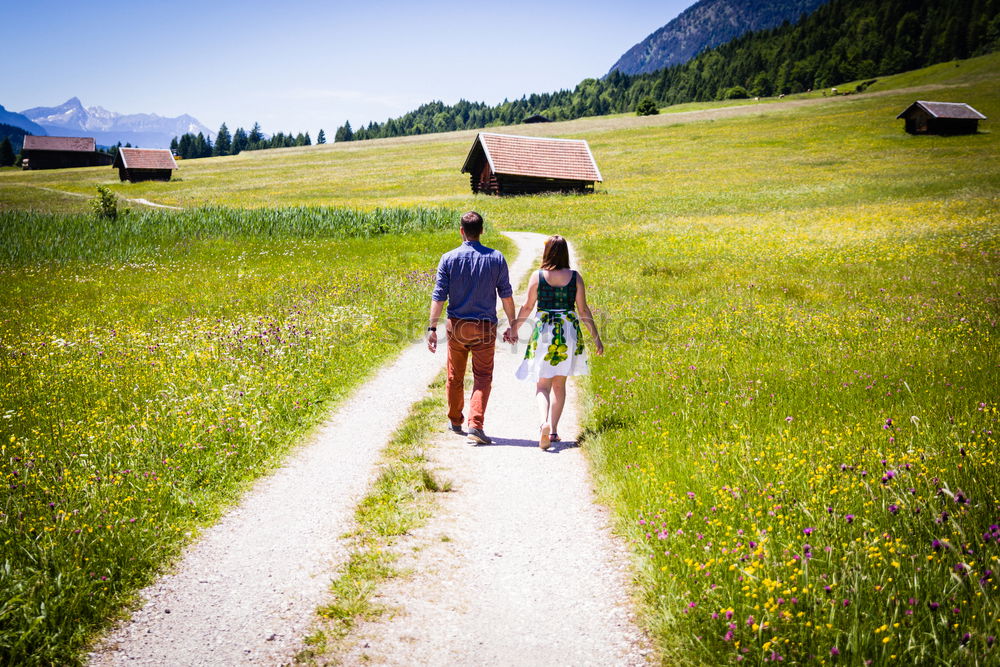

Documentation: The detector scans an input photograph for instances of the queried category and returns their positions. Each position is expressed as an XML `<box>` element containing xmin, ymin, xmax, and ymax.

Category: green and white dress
<box><xmin>516</xmin><ymin>270</ymin><xmax>589</xmax><ymax>380</ymax></box>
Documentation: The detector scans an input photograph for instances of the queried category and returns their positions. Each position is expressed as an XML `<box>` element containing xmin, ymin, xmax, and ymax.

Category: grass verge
<box><xmin>294</xmin><ymin>377</ymin><xmax>450</xmax><ymax>664</ymax></box>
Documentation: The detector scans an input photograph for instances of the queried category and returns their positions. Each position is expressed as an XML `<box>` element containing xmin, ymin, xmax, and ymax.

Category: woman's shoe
<box><xmin>550</xmin><ymin>433</ymin><xmax>560</xmax><ymax>443</ymax></box>
<box><xmin>539</xmin><ymin>423</ymin><xmax>552</xmax><ymax>450</ymax></box>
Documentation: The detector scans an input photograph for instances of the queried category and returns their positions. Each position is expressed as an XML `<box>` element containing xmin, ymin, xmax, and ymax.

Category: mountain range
<box><xmin>608</xmin><ymin>0</ymin><xmax>830</xmax><ymax>75</ymax></box>
<box><xmin>6</xmin><ymin>97</ymin><xmax>213</xmax><ymax>149</ymax></box>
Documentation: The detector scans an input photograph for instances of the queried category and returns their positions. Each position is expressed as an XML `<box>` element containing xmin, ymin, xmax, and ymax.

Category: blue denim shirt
<box><xmin>432</xmin><ymin>241</ymin><xmax>513</xmax><ymax>323</ymax></box>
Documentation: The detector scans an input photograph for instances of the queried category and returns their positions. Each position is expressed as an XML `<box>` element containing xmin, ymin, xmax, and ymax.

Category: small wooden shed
<box><xmin>522</xmin><ymin>114</ymin><xmax>552</xmax><ymax>124</ymax></box>
<box><xmin>896</xmin><ymin>101</ymin><xmax>986</xmax><ymax>135</ymax></box>
<box><xmin>461</xmin><ymin>133</ymin><xmax>602</xmax><ymax>196</ymax></box>
<box><xmin>21</xmin><ymin>135</ymin><xmax>113</xmax><ymax>170</ymax></box>
<box><xmin>113</xmin><ymin>148</ymin><xmax>178</xmax><ymax>182</ymax></box>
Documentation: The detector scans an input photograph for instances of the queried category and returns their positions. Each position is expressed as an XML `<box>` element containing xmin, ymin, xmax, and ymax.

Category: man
<box><xmin>427</xmin><ymin>211</ymin><xmax>517</xmax><ymax>444</ymax></box>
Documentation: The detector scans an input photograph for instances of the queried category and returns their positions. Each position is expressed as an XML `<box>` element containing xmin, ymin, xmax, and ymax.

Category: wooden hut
<box><xmin>113</xmin><ymin>148</ymin><xmax>177</xmax><ymax>182</ymax></box>
<box><xmin>896</xmin><ymin>101</ymin><xmax>986</xmax><ymax>135</ymax></box>
<box><xmin>461</xmin><ymin>133</ymin><xmax>602</xmax><ymax>195</ymax></box>
<box><xmin>522</xmin><ymin>114</ymin><xmax>552</xmax><ymax>124</ymax></box>
<box><xmin>21</xmin><ymin>135</ymin><xmax>113</xmax><ymax>170</ymax></box>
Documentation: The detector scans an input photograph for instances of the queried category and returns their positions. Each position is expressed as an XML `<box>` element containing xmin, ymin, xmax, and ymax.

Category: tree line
<box><xmin>333</xmin><ymin>0</ymin><xmax>999</xmax><ymax>142</ymax></box>
<box><xmin>170</xmin><ymin>123</ymin><xmax>327</xmax><ymax>159</ymax></box>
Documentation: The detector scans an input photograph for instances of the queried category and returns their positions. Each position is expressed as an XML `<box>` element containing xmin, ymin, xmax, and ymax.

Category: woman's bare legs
<box><xmin>549</xmin><ymin>375</ymin><xmax>567</xmax><ymax>436</ymax></box>
<box><xmin>535</xmin><ymin>378</ymin><xmax>553</xmax><ymax>449</ymax></box>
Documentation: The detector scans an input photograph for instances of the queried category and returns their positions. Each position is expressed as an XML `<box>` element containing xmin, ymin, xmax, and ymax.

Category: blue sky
<box><xmin>7</xmin><ymin>0</ymin><xmax>690</xmax><ymax>135</ymax></box>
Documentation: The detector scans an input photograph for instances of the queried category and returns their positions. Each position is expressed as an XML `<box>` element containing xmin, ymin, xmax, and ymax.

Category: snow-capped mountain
<box><xmin>19</xmin><ymin>97</ymin><xmax>213</xmax><ymax>148</ymax></box>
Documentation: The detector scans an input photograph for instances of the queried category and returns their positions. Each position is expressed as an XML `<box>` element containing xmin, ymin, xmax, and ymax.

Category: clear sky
<box><xmin>6</xmin><ymin>0</ymin><xmax>691</xmax><ymax>135</ymax></box>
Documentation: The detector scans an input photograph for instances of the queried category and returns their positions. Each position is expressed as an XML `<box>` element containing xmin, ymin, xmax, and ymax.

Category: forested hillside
<box><xmin>336</xmin><ymin>0</ymin><xmax>999</xmax><ymax>142</ymax></box>
<box><xmin>0</xmin><ymin>123</ymin><xmax>28</xmax><ymax>154</ymax></box>
<box><xmin>609</xmin><ymin>0</ymin><xmax>828</xmax><ymax>76</ymax></box>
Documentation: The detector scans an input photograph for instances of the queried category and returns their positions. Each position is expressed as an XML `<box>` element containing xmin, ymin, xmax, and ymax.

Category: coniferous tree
<box><xmin>248</xmin><ymin>123</ymin><xmax>263</xmax><ymax>148</ymax></box>
<box><xmin>0</xmin><ymin>138</ymin><xmax>14</xmax><ymax>167</ymax></box>
<box><xmin>214</xmin><ymin>123</ymin><xmax>232</xmax><ymax>156</ymax></box>
<box><xmin>169</xmin><ymin>137</ymin><xmax>179</xmax><ymax>153</ymax></box>
<box><xmin>334</xmin><ymin>121</ymin><xmax>353</xmax><ymax>142</ymax></box>
<box><xmin>178</xmin><ymin>134</ymin><xmax>193</xmax><ymax>159</ymax></box>
<box><xmin>193</xmin><ymin>132</ymin><xmax>208</xmax><ymax>158</ymax></box>
<box><xmin>316</xmin><ymin>129</ymin><xmax>326</xmax><ymax>144</ymax></box>
<box><xmin>232</xmin><ymin>127</ymin><xmax>248</xmax><ymax>154</ymax></box>
<box><xmin>303</xmin><ymin>132</ymin><xmax>311</xmax><ymax>146</ymax></box>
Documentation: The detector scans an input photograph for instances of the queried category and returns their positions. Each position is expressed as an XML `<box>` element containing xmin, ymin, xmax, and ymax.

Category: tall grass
<box><xmin>0</xmin><ymin>205</ymin><xmax>456</xmax><ymax>263</ymax></box>
<box><xmin>0</xmin><ymin>206</ymin><xmax>485</xmax><ymax>665</ymax></box>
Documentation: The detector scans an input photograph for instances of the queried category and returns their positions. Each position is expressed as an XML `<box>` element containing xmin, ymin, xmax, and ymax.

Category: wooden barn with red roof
<box><xmin>461</xmin><ymin>133</ymin><xmax>602</xmax><ymax>195</ymax></box>
<box><xmin>896</xmin><ymin>101</ymin><xmax>986</xmax><ymax>135</ymax></box>
<box><xmin>113</xmin><ymin>148</ymin><xmax>178</xmax><ymax>182</ymax></box>
<box><xmin>21</xmin><ymin>135</ymin><xmax>113</xmax><ymax>170</ymax></box>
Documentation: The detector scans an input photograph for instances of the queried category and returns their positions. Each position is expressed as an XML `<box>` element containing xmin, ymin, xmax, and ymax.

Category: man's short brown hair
<box><xmin>461</xmin><ymin>211</ymin><xmax>484</xmax><ymax>238</ymax></box>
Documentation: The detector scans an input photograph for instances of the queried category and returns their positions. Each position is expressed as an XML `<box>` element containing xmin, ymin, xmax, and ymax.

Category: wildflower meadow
<box><xmin>0</xmin><ymin>51</ymin><xmax>997</xmax><ymax>665</ymax></box>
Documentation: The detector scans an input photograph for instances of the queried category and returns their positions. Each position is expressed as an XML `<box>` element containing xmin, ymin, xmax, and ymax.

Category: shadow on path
<box><xmin>474</xmin><ymin>436</ymin><xmax>579</xmax><ymax>453</ymax></box>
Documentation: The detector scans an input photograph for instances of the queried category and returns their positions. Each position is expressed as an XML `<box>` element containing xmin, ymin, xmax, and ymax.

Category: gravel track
<box><xmin>336</xmin><ymin>232</ymin><xmax>651</xmax><ymax>666</ymax></box>
<box><xmin>88</xmin><ymin>330</ymin><xmax>448</xmax><ymax>665</ymax></box>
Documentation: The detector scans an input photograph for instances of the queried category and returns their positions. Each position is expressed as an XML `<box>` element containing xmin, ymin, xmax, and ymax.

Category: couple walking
<box><xmin>426</xmin><ymin>211</ymin><xmax>603</xmax><ymax>449</ymax></box>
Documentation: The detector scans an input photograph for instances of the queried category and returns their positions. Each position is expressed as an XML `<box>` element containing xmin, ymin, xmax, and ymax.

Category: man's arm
<box><xmin>496</xmin><ymin>256</ymin><xmax>516</xmax><ymax>341</ymax></box>
<box><xmin>428</xmin><ymin>255</ymin><xmax>449</xmax><ymax>353</ymax></box>
<box><xmin>427</xmin><ymin>299</ymin><xmax>445</xmax><ymax>353</ymax></box>
<box><xmin>500</xmin><ymin>296</ymin><xmax>517</xmax><ymax>341</ymax></box>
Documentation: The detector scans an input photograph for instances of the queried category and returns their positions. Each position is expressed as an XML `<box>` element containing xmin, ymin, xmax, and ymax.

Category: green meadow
<box><xmin>1</xmin><ymin>52</ymin><xmax>998</xmax><ymax>664</ymax></box>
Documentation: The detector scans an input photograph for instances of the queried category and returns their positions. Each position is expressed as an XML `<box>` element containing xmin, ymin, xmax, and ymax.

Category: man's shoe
<box><xmin>466</xmin><ymin>427</ymin><xmax>492</xmax><ymax>445</ymax></box>
<box><xmin>448</xmin><ymin>422</ymin><xmax>465</xmax><ymax>435</ymax></box>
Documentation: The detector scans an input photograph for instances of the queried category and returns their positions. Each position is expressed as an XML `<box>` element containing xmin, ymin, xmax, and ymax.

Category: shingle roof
<box><xmin>113</xmin><ymin>148</ymin><xmax>178</xmax><ymax>170</ymax></box>
<box><xmin>897</xmin><ymin>101</ymin><xmax>987</xmax><ymax>120</ymax></box>
<box><xmin>462</xmin><ymin>133</ymin><xmax>602</xmax><ymax>182</ymax></box>
<box><xmin>22</xmin><ymin>135</ymin><xmax>96</xmax><ymax>152</ymax></box>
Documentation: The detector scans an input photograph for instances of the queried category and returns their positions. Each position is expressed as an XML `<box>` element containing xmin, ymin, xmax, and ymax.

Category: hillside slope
<box><xmin>609</xmin><ymin>0</ymin><xmax>828</xmax><ymax>75</ymax></box>
<box><xmin>332</xmin><ymin>0</ymin><xmax>998</xmax><ymax>143</ymax></box>
<box><xmin>1</xmin><ymin>50</ymin><xmax>996</xmax><ymax>213</ymax></box>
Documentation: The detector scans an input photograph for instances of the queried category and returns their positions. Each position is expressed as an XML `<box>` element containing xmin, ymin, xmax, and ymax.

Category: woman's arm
<box><xmin>575</xmin><ymin>273</ymin><xmax>604</xmax><ymax>355</ymax></box>
<box><xmin>513</xmin><ymin>272</ymin><xmax>539</xmax><ymax>332</ymax></box>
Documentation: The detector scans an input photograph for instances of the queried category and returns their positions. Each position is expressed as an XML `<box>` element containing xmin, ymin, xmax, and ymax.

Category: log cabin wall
<box><xmin>120</xmin><ymin>168</ymin><xmax>172</xmax><ymax>183</ymax></box>
<box><xmin>495</xmin><ymin>175</ymin><xmax>594</xmax><ymax>195</ymax></box>
<box><xmin>23</xmin><ymin>151</ymin><xmax>111</xmax><ymax>170</ymax></box>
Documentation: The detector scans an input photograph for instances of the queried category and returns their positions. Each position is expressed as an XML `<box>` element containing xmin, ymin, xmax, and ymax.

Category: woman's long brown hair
<box><xmin>540</xmin><ymin>235</ymin><xmax>570</xmax><ymax>270</ymax></box>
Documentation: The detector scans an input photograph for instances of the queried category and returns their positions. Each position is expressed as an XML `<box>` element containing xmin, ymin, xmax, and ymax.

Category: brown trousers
<box><xmin>446</xmin><ymin>318</ymin><xmax>496</xmax><ymax>430</ymax></box>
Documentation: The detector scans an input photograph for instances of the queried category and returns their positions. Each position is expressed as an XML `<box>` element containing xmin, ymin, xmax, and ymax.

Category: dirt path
<box><xmin>15</xmin><ymin>184</ymin><xmax>179</xmax><ymax>209</ymax></box>
<box><xmin>22</xmin><ymin>184</ymin><xmax>89</xmax><ymax>198</ymax></box>
<box><xmin>127</xmin><ymin>197</ymin><xmax>182</xmax><ymax>210</ymax></box>
<box><xmin>335</xmin><ymin>232</ymin><xmax>650</xmax><ymax>666</ymax></box>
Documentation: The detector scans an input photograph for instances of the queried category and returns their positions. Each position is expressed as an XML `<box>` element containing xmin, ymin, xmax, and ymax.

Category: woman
<box><xmin>513</xmin><ymin>235</ymin><xmax>603</xmax><ymax>450</ymax></box>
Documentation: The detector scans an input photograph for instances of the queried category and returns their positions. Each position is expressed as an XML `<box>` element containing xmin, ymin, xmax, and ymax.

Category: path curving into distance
<box><xmin>15</xmin><ymin>184</ymin><xmax>180</xmax><ymax>210</ymax></box>
<box><xmin>89</xmin><ymin>232</ymin><xmax>649</xmax><ymax>666</ymax></box>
